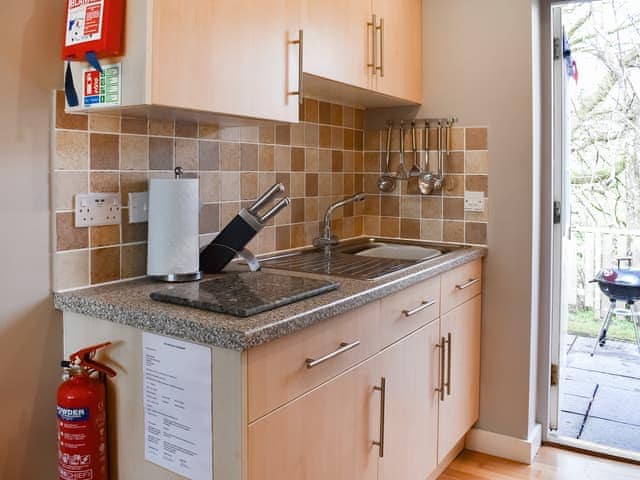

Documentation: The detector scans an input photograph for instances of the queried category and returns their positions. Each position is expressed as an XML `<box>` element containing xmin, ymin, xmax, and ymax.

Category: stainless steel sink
<box><xmin>260</xmin><ymin>238</ymin><xmax>463</xmax><ymax>281</ymax></box>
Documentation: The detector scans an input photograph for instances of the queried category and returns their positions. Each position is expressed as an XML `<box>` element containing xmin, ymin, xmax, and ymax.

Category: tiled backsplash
<box><xmin>52</xmin><ymin>91</ymin><xmax>488</xmax><ymax>291</ymax></box>
<box><xmin>360</xmin><ymin>125</ymin><xmax>488</xmax><ymax>245</ymax></box>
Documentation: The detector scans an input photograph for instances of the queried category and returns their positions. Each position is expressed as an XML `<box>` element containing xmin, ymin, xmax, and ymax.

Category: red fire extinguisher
<box><xmin>57</xmin><ymin>342</ymin><xmax>116</xmax><ymax>480</ymax></box>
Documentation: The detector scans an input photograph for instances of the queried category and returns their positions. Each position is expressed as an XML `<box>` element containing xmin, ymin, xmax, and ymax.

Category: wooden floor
<box><xmin>439</xmin><ymin>446</ymin><xmax>640</xmax><ymax>479</ymax></box>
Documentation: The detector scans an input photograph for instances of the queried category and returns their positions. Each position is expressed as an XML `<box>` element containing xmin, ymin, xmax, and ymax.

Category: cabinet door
<box><xmin>301</xmin><ymin>0</ymin><xmax>372</xmax><ymax>90</ymax></box>
<box><xmin>437</xmin><ymin>295</ymin><xmax>481</xmax><ymax>462</ymax></box>
<box><xmin>371</xmin><ymin>0</ymin><xmax>423</xmax><ymax>103</ymax></box>
<box><xmin>151</xmin><ymin>0</ymin><xmax>300</xmax><ymax>122</ymax></box>
<box><xmin>247</xmin><ymin>359</ymin><xmax>380</xmax><ymax>480</ymax></box>
<box><xmin>378</xmin><ymin>322</ymin><xmax>440</xmax><ymax>480</ymax></box>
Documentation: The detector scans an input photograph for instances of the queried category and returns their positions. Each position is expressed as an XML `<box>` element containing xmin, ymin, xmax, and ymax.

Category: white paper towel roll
<box><xmin>147</xmin><ymin>178</ymin><xmax>200</xmax><ymax>276</ymax></box>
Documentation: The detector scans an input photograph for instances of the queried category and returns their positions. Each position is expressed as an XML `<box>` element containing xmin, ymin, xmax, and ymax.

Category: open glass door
<box><xmin>548</xmin><ymin>4</ymin><xmax>570</xmax><ymax>433</ymax></box>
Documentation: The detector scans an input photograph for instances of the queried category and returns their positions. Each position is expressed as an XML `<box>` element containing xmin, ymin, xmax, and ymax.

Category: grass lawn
<box><xmin>568</xmin><ymin>308</ymin><xmax>637</xmax><ymax>342</ymax></box>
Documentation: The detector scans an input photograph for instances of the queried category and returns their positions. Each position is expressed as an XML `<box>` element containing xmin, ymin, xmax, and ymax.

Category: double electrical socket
<box><xmin>75</xmin><ymin>193</ymin><xmax>121</xmax><ymax>227</ymax></box>
<box><xmin>464</xmin><ymin>191</ymin><xmax>485</xmax><ymax>213</ymax></box>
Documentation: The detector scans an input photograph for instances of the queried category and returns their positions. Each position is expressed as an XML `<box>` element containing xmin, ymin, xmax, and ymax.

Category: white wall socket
<box><xmin>75</xmin><ymin>193</ymin><xmax>121</xmax><ymax>227</ymax></box>
<box><xmin>128</xmin><ymin>191</ymin><xmax>149</xmax><ymax>223</ymax></box>
<box><xmin>464</xmin><ymin>191</ymin><xmax>485</xmax><ymax>213</ymax></box>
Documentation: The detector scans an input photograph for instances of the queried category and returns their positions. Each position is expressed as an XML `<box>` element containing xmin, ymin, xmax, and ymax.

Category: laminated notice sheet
<box><xmin>143</xmin><ymin>332</ymin><xmax>213</xmax><ymax>479</ymax></box>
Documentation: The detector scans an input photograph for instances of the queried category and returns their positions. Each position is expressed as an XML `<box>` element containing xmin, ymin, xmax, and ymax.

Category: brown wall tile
<box><xmin>276</xmin><ymin>225</ymin><xmax>291</xmax><ymax>251</ymax></box>
<box><xmin>199</xmin><ymin>123</ymin><xmax>219</xmax><ymax>139</ymax></box>
<box><xmin>381</xmin><ymin>196</ymin><xmax>400</xmax><ymax>217</ymax></box>
<box><xmin>305</xmin><ymin>173</ymin><xmax>318</xmax><ymax>196</ymax></box>
<box><xmin>380</xmin><ymin>217</ymin><xmax>400</xmax><ymax>237</ymax></box>
<box><xmin>91</xmin><ymin>247</ymin><xmax>120</xmax><ymax>284</ymax></box>
<box><xmin>220</xmin><ymin>142</ymin><xmax>241</xmax><ymax>170</ymax></box>
<box><xmin>304</xmin><ymin>98</ymin><xmax>319</xmax><ymax>123</ymax></box>
<box><xmin>443</xmin><ymin>221</ymin><xmax>464</xmax><ymax>243</ymax></box>
<box><xmin>122</xmin><ymin>209</ymin><xmax>147</xmax><ymax>243</ymax></box>
<box><xmin>175</xmin><ymin>121</ymin><xmax>198</xmax><ymax>138</ymax></box>
<box><xmin>318</xmin><ymin>102</ymin><xmax>331</xmax><ymax>124</ymax></box>
<box><xmin>241</xmin><ymin>143</ymin><xmax>258</xmax><ymax>171</ymax></box>
<box><xmin>199</xmin><ymin>203</ymin><xmax>220</xmax><ymax>234</ymax></box>
<box><xmin>199</xmin><ymin>141</ymin><xmax>219</xmax><ymax>171</ymax></box>
<box><xmin>241</xmin><ymin>172</ymin><xmax>258</xmax><ymax>200</ymax></box>
<box><xmin>443</xmin><ymin>197</ymin><xmax>464</xmax><ymax>220</ymax></box>
<box><xmin>121</xmin><ymin>135</ymin><xmax>149</xmax><ymax>170</ymax></box>
<box><xmin>465</xmin><ymin>175</ymin><xmax>488</xmax><ymax>195</ymax></box>
<box><xmin>91</xmin><ymin>225</ymin><xmax>120</xmax><ymax>247</ymax></box>
<box><xmin>466</xmin><ymin>222</ymin><xmax>487</xmax><ymax>245</ymax></box>
<box><xmin>90</xmin><ymin>134</ymin><xmax>120</xmax><ymax>170</ymax></box>
<box><xmin>466</xmin><ymin>127</ymin><xmax>488</xmax><ymax>150</ymax></box>
<box><xmin>56</xmin><ymin>91</ymin><xmax>88</xmax><ymax>130</ymax></box>
<box><xmin>275</xmin><ymin>125</ymin><xmax>291</xmax><ymax>145</ymax></box>
<box><xmin>330</xmin><ymin>104</ymin><xmax>343</xmax><ymax>126</ymax></box>
<box><xmin>121</xmin><ymin>117</ymin><xmax>148</xmax><ymax>135</ymax></box>
<box><xmin>291</xmin><ymin>148</ymin><xmax>305</xmax><ymax>172</ymax></box>
<box><xmin>56</xmin><ymin>212</ymin><xmax>89</xmax><ymax>251</ymax></box>
<box><xmin>401</xmin><ymin>218</ymin><xmax>420</xmax><ymax>239</ymax></box>
<box><xmin>149</xmin><ymin>119</ymin><xmax>174</xmax><ymax>136</ymax></box>
<box><xmin>121</xmin><ymin>244</ymin><xmax>147</xmax><ymax>279</ymax></box>
<box><xmin>149</xmin><ymin>137</ymin><xmax>174</xmax><ymax>170</ymax></box>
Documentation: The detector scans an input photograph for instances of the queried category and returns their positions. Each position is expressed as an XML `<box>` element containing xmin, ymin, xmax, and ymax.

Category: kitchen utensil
<box><xmin>396</xmin><ymin>121</ymin><xmax>409</xmax><ymax>180</ymax></box>
<box><xmin>418</xmin><ymin>121</ymin><xmax>434</xmax><ymax>195</ymax></box>
<box><xmin>200</xmin><ymin>183</ymin><xmax>290</xmax><ymax>273</ymax></box>
<box><xmin>377</xmin><ymin>122</ymin><xmax>396</xmax><ymax>192</ymax></box>
<box><xmin>409</xmin><ymin>121</ymin><xmax>421</xmax><ymax>177</ymax></box>
<box><xmin>433</xmin><ymin>121</ymin><xmax>444</xmax><ymax>190</ymax></box>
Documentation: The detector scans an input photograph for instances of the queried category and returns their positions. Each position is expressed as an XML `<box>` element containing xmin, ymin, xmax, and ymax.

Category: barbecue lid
<box><xmin>594</xmin><ymin>268</ymin><xmax>640</xmax><ymax>287</ymax></box>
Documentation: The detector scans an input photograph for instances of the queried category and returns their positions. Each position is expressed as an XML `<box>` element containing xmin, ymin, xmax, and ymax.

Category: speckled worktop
<box><xmin>54</xmin><ymin>246</ymin><xmax>485</xmax><ymax>351</ymax></box>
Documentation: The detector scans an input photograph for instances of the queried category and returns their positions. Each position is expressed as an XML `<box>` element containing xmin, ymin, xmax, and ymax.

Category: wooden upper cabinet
<box><xmin>301</xmin><ymin>0</ymin><xmax>372</xmax><ymax>90</ymax></box>
<box><xmin>371</xmin><ymin>0</ymin><xmax>423</xmax><ymax>103</ymax></box>
<box><xmin>151</xmin><ymin>0</ymin><xmax>301</xmax><ymax>122</ymax></box>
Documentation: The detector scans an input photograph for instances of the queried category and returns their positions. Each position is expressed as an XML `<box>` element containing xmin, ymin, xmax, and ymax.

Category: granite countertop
<box><xmin>54</xmin><ymin>246</ymin><xmax>485</xmax><ymax>351</ymax></box>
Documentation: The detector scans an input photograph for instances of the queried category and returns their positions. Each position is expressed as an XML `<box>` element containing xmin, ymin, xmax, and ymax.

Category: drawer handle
<box><xmin>305</xmin><ymin>340</ymin><xmax>361</xmax><ymax>369</ymax></box>
<box><xmin>455</xmin><ymin>278</ymin><xmax>479</xmax><ymax>290</ymax></box>
<box><xmin>445</xmin><ymin>332</ymin><xmax>452</xmax><ymax>396</ymax></box>
<box><xmin>402</xmin><ymin>299</ymin><xmax>437</xmax><ymax>317</ymax></box>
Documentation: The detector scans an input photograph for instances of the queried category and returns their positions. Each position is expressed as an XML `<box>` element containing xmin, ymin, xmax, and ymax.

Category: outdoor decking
<box><xmin>558</xmin><ymin>335</ymin><xmax>640</xmax><ymax>452</ymax></box>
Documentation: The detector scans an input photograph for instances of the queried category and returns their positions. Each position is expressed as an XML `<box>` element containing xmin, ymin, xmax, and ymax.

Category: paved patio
<box><xmin>558</xmin><ymin>335</ymin><xmax>640</xmax><ymax>452</ymax></box>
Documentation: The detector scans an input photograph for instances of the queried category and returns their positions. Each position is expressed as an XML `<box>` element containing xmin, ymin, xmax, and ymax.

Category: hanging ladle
<box><xmin>409</xmin><ymin>121</ymin><xmax>421</xmax><ymax>177</ymax></box>
<box><xmin>377</xmin><ymin>122</ymin><xmax>396</xmax><ymax>192</ymax></box>
<box><xmin>418</xmin><ymin>120</ymin><xmax>434</xmax><ymax>194</ymax></box>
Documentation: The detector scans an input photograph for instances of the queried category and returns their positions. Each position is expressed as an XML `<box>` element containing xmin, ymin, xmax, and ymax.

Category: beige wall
<box><xmin>423</xmin><ymin>0</ymin><xmax>539</xmax><ymax>440</ymax></box>
<box><xmin>0</xmin><ymin>1</ymin><xmax>64</xmax><ymax>478</ymax></box>
<box><xmin>367</xmin><ymin>0</ymin><xmax>540</xmax><ymax>440</ymax></box>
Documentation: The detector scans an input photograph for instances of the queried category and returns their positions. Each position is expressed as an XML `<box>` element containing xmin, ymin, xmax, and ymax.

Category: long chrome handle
<box><xmin>445</xmin><ymin>332</ymin><xmax>452</xmax><ymax>396</ymax></box>
<box><xmin>258</xmin><ymin>197</ymin><xmax>290</xmax><ymax>224</ymax></box>
<box><xmin>402</xmin><ymin>299</ymin><xmax>437</xmax><ymax>317</ymax></box>
<box><xmin>288</xmin><ymin>30</ymin><xmax>304</xmax><ymax>104</ymax></box>
<box><xmin>373</xmin><ymin>377</ymin><xmax>386</xmax><ymax>457</ymax></box>
<box><xmin>456</xmin><ymin>278</ymin><xmax>480</xmax><ymax>290</ymax></box>
<box><xmin>435</xmin><ymin>337</ymin><xmax>445</xmax><ymax>401</ymax></box>
<box><xmin>367</xmin><ymin>14</ymin><xmax>377</xmax><ymax>74</ymax></box>
<box><xmin>305</xmin><ymin>340</ymin><xmax>360</xmax><ymax>369</ymax></box>
<box><xmin>248</xmin><ymin>182</ymin><xmax>285</xmax><ymax>215</ymax></box>
<box><xmin>376</xmin><ymin>17</ymin><xmax>384</xmax><ymax>77</ymax></box>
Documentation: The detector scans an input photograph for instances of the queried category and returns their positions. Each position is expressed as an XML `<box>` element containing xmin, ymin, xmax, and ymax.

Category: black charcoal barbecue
<box><xmin>590</xmin><ymin>257</ymin><xmax>640</xmax><ymax>355</ymax></box>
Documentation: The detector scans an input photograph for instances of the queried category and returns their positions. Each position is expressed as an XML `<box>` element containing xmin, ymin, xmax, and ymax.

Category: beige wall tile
<box><xmin>55</xmin><ymin>172</ymin><xmax>87</xmax><ymax>210</ymax></box>
<box><xmin>290</xmin><ymin>172</ymin><xmax>305</xmax><ymax>197</ymax></box>
<box><xmin>56</xmin><ymin>131</ymin><xmax>88</xmax><ymax>170</ymax></box>
<box><xmin>275</xmin><ymin>146</ymin><xmax>291</xmax><ymax>171</ymax></box>
<box><xmin>149</xmin><ymin>137</ymin><xmax>173</xmax><ymax>170</ymax></box>
<box><xmin>90</xmin><ymin>172</ymin><xmax>119</xmax><ymax>194</ymax></box>
<box><xmin>466</xmin><ymin>150</ymin><xmax>488</xmax><ymax>174</ymax></box>
<box><xmin>241</xmin><ymin>172</ymin><xmax>258</xmax><ymax>200</ymax></box>
<box><xmin>220</xmin><ymin>142</ymin><xmax>241</xmax><ymax>171</ymax></box>
<box><xmin>259</xmin><ymin>145</ymin><xmax>275</xmax><ymax>171</ymax></box>
<box><xmin>291</xmin><ymin>124</ymin><xmax>305</xmax><ymax>147</ymax></box>
<box><xmin>220</xmin><ymin>202</ymin><xmax>240</xmax><ymax>227</ymax></box>
<box><xmin>450</xmin><ymin>127</ymin><xmax>465</xmax><ymax>150</ymax></box>
<box><xmin>421</xmin><ymin>219</ymin><xmax>443</xmax><ymax>241</ymax></box>
<box><xmin>220</xmin><ymin>172</ymin><xmax>240</xmax><ymax>201</ymax></box>
<box><xmin>198</xmin><ymin>123</ymin><xmax>219</xmax><ymax>139</ymax></box>
<box><xmin>200</xmin><ymin>172</ymin><xmax>220</xmax><ymax>203</ymax></box>
<box><xmin>121</xmin><ymin>117</ymin><xmax>147</xmax><ymax>135</ymax></box>
<box><xmin>175</xmin><ymin>139</ymin><xmax>198</xmax><ymax>170</ymax></box>
<box><xmin>120</xmin><ymin>172</ymin><xmax>147</xmax><ymax>206</ymax></box>
<box><xmin>380</xmin><ymin>217</ymin><xmax>400</xmax><ymax>237</ymax></box>
<box><xmin>443</xmin><ymin>221</ymin><xmax>464</xmax><ymax>243</ymax></box>
<box><xmin>466</xmin><ymin>222</ymin><xmax>487</xmax><ymax>245</ymax></box>
<box><xmin>199</xmin><ymin>141</ymin><xmax>219</xmax><ymax>171</ymax></box>
<box><xmin>89</xmin><ymin>114</ymin><xmax>120</xmax><ymax>133</ymax></box>
<box><xmin>54</xmin><ymin>250</ymin><xmax>90</xmax><ymax>291</ymax></box>
<box><xmin>121</xmin><ymin>135</ymin><xmax>149</xmax><ymax>170</ymax></box>
<box><xmin>199</xmin><ymin>204</ymin><xmax>220</xmax><ymax>234</ymax></box>
<box><xmin>364</xmin><ymin>215</ymin><xmax>380</xmax><ymax>236</ymax></box>
<box><xmin>401</xmin><ymin>196</ymin><xmax>421</xmax><ymax>218</ymax></box>
<box><xmin>258</xmin><ymin>124</ymin><xmax>275</xmax><ymax>144</ymax></box>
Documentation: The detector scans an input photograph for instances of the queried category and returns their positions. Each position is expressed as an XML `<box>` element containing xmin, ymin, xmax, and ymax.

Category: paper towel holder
<box><xmin>150</xmin><ymin>167</ymin><xmax>203</xmax><ymax>283</ymax></box>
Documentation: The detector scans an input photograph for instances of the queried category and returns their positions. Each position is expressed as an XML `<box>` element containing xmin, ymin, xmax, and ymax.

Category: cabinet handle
<box><xmin>367</xmin><ymin>14</ymin><xmax>377</xmax><ymax>74</ymax></box>
<box><xmin>402</xmin><ymin>299</ymin><xmax>437</xmax><ymax>317</ymax></box>
<box><xmin>376</xmin><ymin>17</ymin><xmax>385</xmax><ymax>77</ymax></box>
<box><xmin>288</xmin><ymin>29</ymin><xmax>304</xmax><ymax>105</ymax></box>
<box><xmin>445</xmin><ymin>332</ymin><xmax>452</xmax><ymax>396</ymax></box>
<box><xmin>455</xmin><ymin>277</ymin><xmax>479</xmax><ymax>290</ymax></box>
<box><xmin>372</xmin><ymin>377</ymin><xmax>386</xmax><ymax>458</ymax></box>
<box><xmin>305</xmin><ymin>340</ymin><xmax>360</xmax><ymax>369</ymax></box>
<box><xmin>435</xmin><ymin>337</ymin><xmax>446</xmax><ymax>401</ymax></box>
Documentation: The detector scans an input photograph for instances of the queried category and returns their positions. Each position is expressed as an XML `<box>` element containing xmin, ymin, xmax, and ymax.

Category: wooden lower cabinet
<box><xmin>247</xmin><ymin>356</ymin><xmax>380</xmax><ymax>480</ymax></box>
<box><xmin>378</xmin><ymin>322</ymin><xmax>440</xmax><ymax>480</ymax></box>
<box><xmin>437</xmin><ymin>295</ymin><xmax>482</xmax><ymax>462</ymax></box>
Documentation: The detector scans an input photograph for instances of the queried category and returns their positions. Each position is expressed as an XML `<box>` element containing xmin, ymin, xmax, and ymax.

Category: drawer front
<box><xmin>380</xmin><ymin>276</ymin><xmax>440</xmax><ymax>347</ymax></box>
<box><xmin>247</xmin><ymin>301</ymin><xmax>381</xmax><ymax>422</ymax></box>
<box><xmin>441</xmin><ymin>259</ymin><xmax>482</xmax><ymax>314</ymax></box>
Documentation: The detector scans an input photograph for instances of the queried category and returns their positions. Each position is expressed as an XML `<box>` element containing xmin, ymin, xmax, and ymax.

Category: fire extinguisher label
<box><xmin>65</xmin><ymin>0</ymin><xmax>105</xmax><ymax>47</ymax></box>
<box><xmin>82</xmin><ymin>63</ymin><xmax>121</xmax><ymax>107</ymax></box>
<box><xmin>57</xmin><ymin>406</ymin><xmax>90</xmax><ymax>422</ymax></box>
